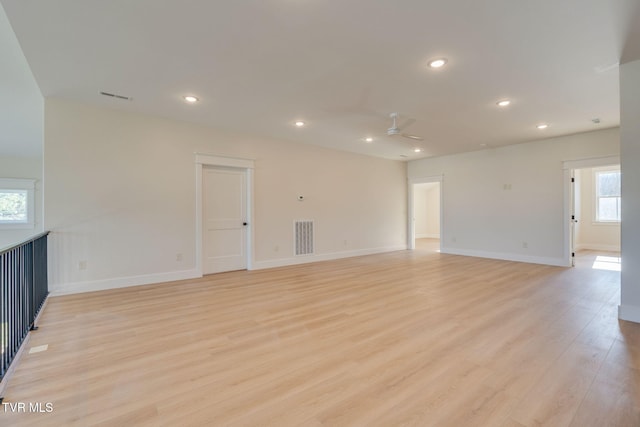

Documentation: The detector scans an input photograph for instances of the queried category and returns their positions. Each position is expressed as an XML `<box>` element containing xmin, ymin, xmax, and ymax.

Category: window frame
<box><xmin>0</xmin><ymin>178</ymin><xmax>36</xmax><ymax>230</ymax></box>
<box><xmin>593</xmin><ymin>167</ymin><xmax>621</xmax><ymax>224</ymax></box>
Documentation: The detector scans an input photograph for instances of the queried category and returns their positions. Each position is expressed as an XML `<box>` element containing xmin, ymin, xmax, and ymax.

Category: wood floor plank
<box><xmin>569</xmin><ymin>374</ymin><xmax>640</xmax><ymax>427</ymax></box>
<box><xmin>1</xmin><ymin>241</ymin><xmax>637</xmax><ymax>426</ymax></box>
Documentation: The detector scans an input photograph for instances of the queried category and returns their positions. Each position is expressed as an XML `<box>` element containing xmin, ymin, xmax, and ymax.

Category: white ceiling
<box><xmin>2</xmin><ymin>0</ymin><xmax>640</xmax><ymax>160</ymax></box>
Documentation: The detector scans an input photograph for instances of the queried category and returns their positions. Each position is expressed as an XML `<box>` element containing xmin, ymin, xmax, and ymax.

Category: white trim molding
<box><xmin>253</xmin><ymin>245</ymin><xmax>407</xmax><ymax>270</ymax></box>
<box><xmin>195</xmin><ymin>153</ymin><xmax>255</xmax><ymax>169</ymax></box>
<box><xmin>440</xmin><ymin>247</ymin><xmax>568</xmax><ymax>267</ymax></box>
<box><xmin>50</xmin><ymin>269</ymin><xmax>200</xmax><ymax>296</ymax></box>
<box><xmin>574</xmin><ymin>243</ymin><xmax>621</xmax><ymax>252</ymax></box>
<box><xmin>416</xmin><ymin>233</ymin><xmax>440</xmax><ymax>239</ymax></box>
<box><xmin>408</xmin><ymin>175</ymin><xmax>443</xmax><ymax>251</ymax></box>
<box><xmin>0</xmin><ymin>178</ymin><xmax>36</xmax><ymax>230</ymax></box>
<box><xmin>195</xmin><ymin>154</ymin><xmax>255</xmax><ymax>276</ymax></box>
<box><xmin>562</xmin><ymin>155</ymin><xmax>620</xmax><ymax>170</ymax></box>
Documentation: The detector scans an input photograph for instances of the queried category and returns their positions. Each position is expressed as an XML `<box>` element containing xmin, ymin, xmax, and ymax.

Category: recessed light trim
<box><xmin>536</xmin><ymin>123</ymin><xmax>549</xmax><ymax>130</ymax></box>
<box><xmin>497</xmin><ymin>100</ymin><xmax>511</xmax><ymax>107</ymax></box>
<box><xmin>295</xmin><ymin>121</ymin><xmax>306</xmax><ymax>127</ymax></box>
<box><xmin>428</xmin><ymin>58</ymin><xmax>448</xmax><ymax>68</ymax></box>
<box><xmin>184</xmin><ymin>95</ymin><xmax>199</xmax><ymax>103</ymax></box>
<box><xmin>414</xmin><ymin>148</ymin><xmax>422</xmax><ymax>153</ymax></box>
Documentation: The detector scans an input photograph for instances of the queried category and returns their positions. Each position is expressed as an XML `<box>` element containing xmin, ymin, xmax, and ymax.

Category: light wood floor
<box><xmin>2</xmin><ymin>240</ymin><xmax>638</xmax><ymax>426</ymax></box>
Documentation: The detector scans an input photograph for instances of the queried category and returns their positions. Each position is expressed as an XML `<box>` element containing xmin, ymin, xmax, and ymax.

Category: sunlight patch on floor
<box><xmin>592</xmin><ymin>255</ymin><xmax>621</xmax><ymax>271</ymax></box>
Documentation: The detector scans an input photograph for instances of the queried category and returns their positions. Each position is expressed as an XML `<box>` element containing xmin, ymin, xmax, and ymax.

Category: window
<box><xmin>594</xmin><ymin>168</ymin><xmax>621</xmax><ymax>223</ymax></box>
<box><xmin>0</xmin><ymin>178</ymin><xmax>35</xmax><ymax>229</ymax></box>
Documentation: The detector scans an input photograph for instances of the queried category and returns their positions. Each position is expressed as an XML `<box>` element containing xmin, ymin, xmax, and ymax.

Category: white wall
<box><xmin>620</xmin><ymin>59</ymin><xmax>640</xmax><ymax>323</ymax></box>
<box><xmin>425</xmin><ymin>184</ymin><xmax>440</xmax><ymax>238</ymax></box>
<box><xmin>44</xmin><ymin>98</ymin><xmax>407</xmax><ymax>294</ymax></box>
<box><xmin>0</xmin><ymin>6</ymin><xmax>44</xmax><ymax>249</ymax></box>
<box><xmin>575</xmin><ymin>167</ymin><xmax>620</xmax><ymax>252</ymax></box>
<box><xmin>414</xmin><ymin>185</ymin><xmax>428</xmax><ymax>237</ymax></box>
<box><xmin>413</xmin><ymin>183</ymin><xmax>440</xmax><ymax>239</ymax></box>
<box><xmin>0</xmin><ymin>6</ymin><xmax>43</xmax><ymax>158</ymax></box>
<box><xmin>408</xmin><ymin>128</ymin><xmax>620</xmax><ymax>266</ymax></box>
<box><xmin>0</xmin><ymin>156</ymin><xmax>43</xmax><ymax>249</ymax></box>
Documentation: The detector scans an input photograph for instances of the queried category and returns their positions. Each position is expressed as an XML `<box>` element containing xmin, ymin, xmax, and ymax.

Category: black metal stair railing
<box><xmin>0</xmin><ymin>231</ymin><xmax>49</xmax><ymax>382</ymax></box>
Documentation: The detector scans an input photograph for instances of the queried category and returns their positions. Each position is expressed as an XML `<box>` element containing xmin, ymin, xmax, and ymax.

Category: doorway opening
<box><xmin>572</xmin><ymin>164</ymin><xmax>621</xmax><ymax>270</ymax></box>
<box><xmin>564</xmin><ymin>155</ymin><xmax>620</xmax><ymax>268</ymax></box>
<box><xmin>202</xmin><ymin>166</ymin><xmax>248</xmax><ymax>274</ymax></box>
<box><xmin>408</xmin><ymin>177</ymin><xmax>442</xmax><ymax>253</ymax></box>
<box><xmin>195</xmin><ymin>154</ymin><xmax>254</xmax><ymax>276</ymax></box>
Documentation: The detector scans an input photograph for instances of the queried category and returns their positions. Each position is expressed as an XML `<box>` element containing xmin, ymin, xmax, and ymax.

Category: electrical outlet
<box><xmin>176</xmin><ymin>253</ymin><xmax>183</xmax><ymax>262</ymax></box>
<box><xmin>522</xmin><ymin>242</ymin><xmax>528</xmax><ymax>249</ymax></box>
<box><xmin>79</xmin><ymin>260</ymin><xmax>87</xmax><ymax>270</ymax></box>
<box><xmin>274</xmin><ymin>245</ymin><xmax>279</xmax><ymax>252</ymax></box>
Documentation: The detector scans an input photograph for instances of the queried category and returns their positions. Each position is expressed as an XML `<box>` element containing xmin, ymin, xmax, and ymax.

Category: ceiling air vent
<box><xmin>100</xmin><ymin>91</ymin><xmax>132</xmax><ymax>101</ymax></box>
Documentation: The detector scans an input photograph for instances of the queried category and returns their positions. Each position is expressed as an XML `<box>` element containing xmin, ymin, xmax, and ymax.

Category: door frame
<box><xmin>195</xmin><ymin>154</ymin><xmax>255</xmax><ymax>276</ymax></box>
<box><xmin>562</xmin><ymin>155</ymin><xmax>619</xmax><ymax>267</ymax></box>
<box><xmin>407</xmin><ymin>175</ymin><xmax>443</xmax><ymax>250</ymax></box>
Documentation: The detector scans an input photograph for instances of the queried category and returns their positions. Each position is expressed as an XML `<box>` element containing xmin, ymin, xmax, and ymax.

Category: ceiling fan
<box><xmin>386</xmin><ymin>112</ymin><xmax>423</xmax><ymax>141</ymax></box>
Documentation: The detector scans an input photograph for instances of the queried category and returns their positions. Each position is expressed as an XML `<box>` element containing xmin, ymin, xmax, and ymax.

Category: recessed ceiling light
<box><xmin>536</xmin><ymin>124</ymin><xmax>549</xmax><ymax>130</ymax></box>
<box><xmin>414</xmin><ymin>148</ymin><xmax>422</xmax><ymax>153</ymax></box>
<box><xmin>497</xmin><ymin>100</ymin><xmax>511</xmax><ymax>107</ymax></box>
<box><xmin>295</xmin><ymin>121</ymin><xmax>305</xmax><ymax>127</ymax></box>
<box><xmin>183</xmin><ymin>96</ymin><xmax>199</xmax><ymax>103</ymax></box>
<box><xmin>428</xmin><ymin>58</ymin><xmax>448</xmax><ymax>68</ymax></box>
<box><xmin>592</xmin><ymin>118</ymin><xmax>601</xmax><ymax>124</ymax></box>
<box><xmin>365</xmin><ymin>137</ymin><xmax>374</xmax><ymax>143</ymax></box>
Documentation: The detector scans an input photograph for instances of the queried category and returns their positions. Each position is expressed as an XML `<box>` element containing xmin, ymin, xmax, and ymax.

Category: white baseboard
<box><xmin>416</xmin><ymin>234</ymin><xmax>440</xmax><ymax>239</ymax></box>
<box><xmin>575</xmin><ymin>243</ymin><xmax>621</xmax><ymax>252</ymax></box>
<box><xmin>619</xmin><ymin>305</ymin><xmax>640</xmax><ymax>324</ymax></box>
<box><xmin>49</xmin><ymin>246</ymin><xmax>408</xmax><ymax>295</ymax></box>
<box><xmin>440</xmin><ymin>247</ymin><xmax>569</xmax><ymax>267</ymax></box>
<box><xmin>252</xmin><ymin>245</ymin><xmax>408</xmax><ymax>270</ymax></box>
<box><xmin>49</xmin><ymin>269</ymin><xmax>201</xmax><ymax>296</ymax></box>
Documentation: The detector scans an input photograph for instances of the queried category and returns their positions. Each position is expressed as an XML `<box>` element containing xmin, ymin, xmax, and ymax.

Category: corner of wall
<box><xmin>619</xmin><ymin>304</ymin><xmax>640</xmax><ymax>324</ymax></box>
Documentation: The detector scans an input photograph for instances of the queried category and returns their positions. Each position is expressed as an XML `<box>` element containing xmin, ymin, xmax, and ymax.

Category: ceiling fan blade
<box><xmin>397</xmin><ymin>117</ymin><xmax>416</xmax><ymax>130</ymax></box>
<box><xmin>402</xmin><ymin>133</ymin><xmax>423</xmax><ymax>141</ymax></box>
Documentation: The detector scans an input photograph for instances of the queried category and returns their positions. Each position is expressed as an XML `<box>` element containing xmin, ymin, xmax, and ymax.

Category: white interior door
<box><xmin>203</xmin><ymin>166</ymin><xmax>247</xmax><ymax>274</ymax></box>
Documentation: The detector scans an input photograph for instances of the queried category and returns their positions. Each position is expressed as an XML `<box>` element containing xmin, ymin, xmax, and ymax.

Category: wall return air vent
<box><xmin>294</xmin><ymin>220</ymin><xmax>314</xmax><ymax>256</ymax></box>
<box><xmin>100</xmin><ymin>91</ymin><xmax>132</xmax><ymax>101</ymax></box>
